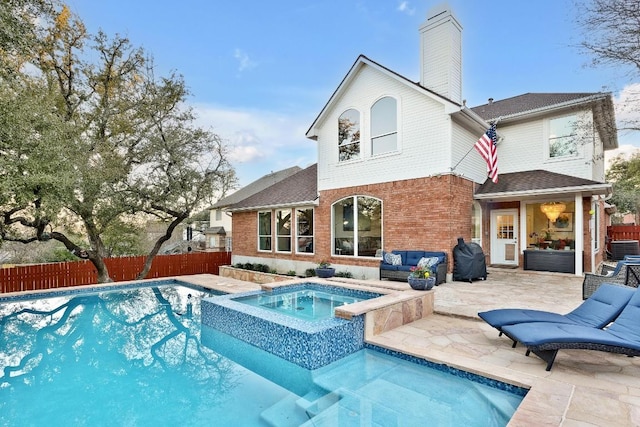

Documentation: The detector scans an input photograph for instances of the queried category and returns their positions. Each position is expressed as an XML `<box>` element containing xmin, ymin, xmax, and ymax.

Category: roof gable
<box><xmin>305</xmin><ymin>55</ymin><xmax>460</xmax><ymax>140</ymax></box>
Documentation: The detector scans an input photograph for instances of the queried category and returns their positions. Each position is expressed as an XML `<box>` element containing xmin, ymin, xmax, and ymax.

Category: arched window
<box><xmin>371</xmin><ymin>97</ymin><xmax>397</xmax><ymax>155</ymax></box>
<box><xmin>332</xmin><ymin>196</ymin><xmax>382</xmax><ymax>257</ymax></box>
<box><xmin>338</xmin><ymin>109</ymin><xmax>360</xmax><ymax>161</ymax></box>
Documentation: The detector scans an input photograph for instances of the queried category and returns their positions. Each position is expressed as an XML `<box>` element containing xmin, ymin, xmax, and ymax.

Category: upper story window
<box><xmin>371</xmin><ymin>96</ymin><xmax>397</xmax><ymax>155</ymax></box>
<box><xmin>549</xmin><ymin>114</ymin><xmax>579</xmax><ymax>159</ymax></box>
<box><xmin>338</xmin><ymin>109</ymin><xmax>360</xmax><ymax>161</ymax></box>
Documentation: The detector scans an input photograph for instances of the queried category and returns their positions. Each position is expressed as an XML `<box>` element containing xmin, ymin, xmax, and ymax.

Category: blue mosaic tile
<box><xmin>201</xmin><ymin>283</ymin><xmax>372</xmax><ymax>369</ymax></box>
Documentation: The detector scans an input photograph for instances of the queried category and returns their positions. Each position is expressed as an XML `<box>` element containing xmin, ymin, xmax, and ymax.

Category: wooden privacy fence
<box><xmin>0</xmin><ymin>251</ymin><xmax>232</xmax><ymax>294</ymax></box>
<box><xmin>608</xmin><ymin>225</ymin><xmax>640</xmax><ymax>242</ymax></box>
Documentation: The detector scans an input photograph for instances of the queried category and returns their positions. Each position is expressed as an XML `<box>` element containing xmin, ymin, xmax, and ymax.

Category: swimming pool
<box><xmin>0</xmin><ymin>280</ymin><xmax>525</xmax><ymax>425</ymax></box>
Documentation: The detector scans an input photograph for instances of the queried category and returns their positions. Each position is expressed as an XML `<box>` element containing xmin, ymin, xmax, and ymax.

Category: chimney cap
<box><xmin>488</xmin><ymin>98</ymin><xmax>494</xmax><ymax>105</ymax></box>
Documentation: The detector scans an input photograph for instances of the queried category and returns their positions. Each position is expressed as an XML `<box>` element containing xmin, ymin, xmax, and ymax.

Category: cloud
<box><xmin>397</xmin><ymin>1</ymin><xmax>415</xmax><ymax>15</ymax></box>
<box><xmin>192</xmin><ymin>103</ymin><xmax>316</xmax><ymax>185</ymax></box>
<box><xmin>606</xmin><ymin>83</ymin><xmax>640</xmax><ymax>166</ymax></box>
<box><xmin>233</xmin><ymin>48</ymin><xmax>257</xmax><ymax>72</ymax></box>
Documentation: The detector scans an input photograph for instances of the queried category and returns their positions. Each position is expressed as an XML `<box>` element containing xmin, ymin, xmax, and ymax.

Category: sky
<box><xmin>66</xmin><ymin>0</ymin><xmax>640</xmax><ymax>188</ymax></box>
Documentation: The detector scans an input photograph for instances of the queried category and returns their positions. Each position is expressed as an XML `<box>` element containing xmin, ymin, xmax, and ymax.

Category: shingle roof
<box><xmin>475</xmin><ymin>170</ymin><xmax>608</xmax><ymax>196</ymax></box>
<box><xmin>471</xmin><ymin>93</ymin><xmax>602</xmax><ymax>121</ymax></box>
<box><xmin>212</xmin><ymin>166</ymin><xmax>302</xmax><ymax>208</ymax></box>
<box><xmin>228</xmin><ymin>164</ymin><xmax>318</xmax><ymax>210</ymax></box>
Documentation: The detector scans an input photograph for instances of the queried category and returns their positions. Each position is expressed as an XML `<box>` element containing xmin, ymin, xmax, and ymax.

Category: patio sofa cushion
<box><xmin>380</xmin><ymin>250</ymin><xmax>447</xmax><ymax>284</ymax></box>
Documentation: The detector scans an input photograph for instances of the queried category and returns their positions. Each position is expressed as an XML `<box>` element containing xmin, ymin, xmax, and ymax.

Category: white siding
<box><xmin>495</xmin><ymin>109</ymin><xmax>600</xmax><ymax>180</ymax></box>
<box><xmin>451</xmin><ymin>123</ymin><xmax>488</xmax><ymax>183</ymax></box>
<box><xmin>316</xmin><ymin>66</ymin><xmax>454</xmax><ymax>191</ymax></box>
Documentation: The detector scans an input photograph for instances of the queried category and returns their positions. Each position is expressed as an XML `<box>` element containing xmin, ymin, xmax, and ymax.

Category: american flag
<box><xmin>474</xmin><ymin>123</ymin><xmax>498</xmax><ymax>183</ymax></box>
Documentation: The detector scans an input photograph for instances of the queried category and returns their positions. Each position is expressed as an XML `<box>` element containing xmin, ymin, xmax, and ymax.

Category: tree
<box><xmin>574</xmin><ymin>0</ymin><xmax>640</xmax><ymax>133</ymax></box>
<box><xmin>0</xmin><ymin>5</ymin><xmax>236</xmax><ymax>282</ymax></box>
<box><xmin>606</xmin><ymin>153</ymin><xmax>640</xmax><ymax>222</ymax></box>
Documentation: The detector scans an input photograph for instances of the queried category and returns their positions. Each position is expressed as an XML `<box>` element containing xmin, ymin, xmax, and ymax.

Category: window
<box><xmin>332</xmin><ymin>196</ymin><xmax>382</xmax><ymax>257</ymax></box>
<box><xmin>338</xmin><ymin>109</ymin><xmax>360</xmax><ymax>161</ymax></box>
<box><xmin>276</xmin><ymin>209</ymin><xmax>291</xmax><ymax>252</ymax></box>
<box><xmin>549</xmin><ymin>115</ymin><xmax>578</xmax><ymax>158</ymax></box>
<box><xmin>471</xmin><ymin>202</ymin><xmax>482</xmax><ymax>245</ymax></box>
<box><xmin>371</xmin><ymin>97</ymin><xmax>397</xmax><ymax>155</ymax></box>
<box><xmin>296</xmin><ymin>208</ymin><xmax>314</xmax><ymax>254</ymax></box>
<box><xmin>593</xmin><ymin>201</ymin><xmax>600</xmax><ymax>251</ymax></box>
<box><xmin>215</xmin><ymin>210</ymin><xmax>222</xmax><ymax>221</ymax></box>
<box><xmin>258</xmin><ymin>211</ymin><xmax>271</xmax><ymax>251</ymax></box>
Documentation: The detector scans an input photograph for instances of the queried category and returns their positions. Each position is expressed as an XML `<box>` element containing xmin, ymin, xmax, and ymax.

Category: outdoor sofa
<box><xmin>379</xmin><ymin>250</ymin><xmax>447</xmax><ymax>285</ymax></box>
<box><xmin>582</xmin><ymin>260</ymin><xmax>640</xmax><ymax>299</ymax></box>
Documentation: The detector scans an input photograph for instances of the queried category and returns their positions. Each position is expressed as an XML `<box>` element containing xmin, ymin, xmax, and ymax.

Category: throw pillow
<box><xmin>418</xmin><ymin>256</ymin><xmax>440</xmax><ymax>269</ymax></box>
<box><xmin>384</xmin><ymin>252</ymin><xmax>402</xmax><ymax>266</ymax></box>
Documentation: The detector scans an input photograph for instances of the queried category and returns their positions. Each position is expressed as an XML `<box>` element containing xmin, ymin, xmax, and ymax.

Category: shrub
<box><xmin>305</xmin><ymin>268</ymin><xmax>317</xmax><ymax>277</ymax></box>
<box><xmin>286</xmin><ymin>270</ymin><xmax>296</xmax><ymax>276</ymax></box>
<box><xmin>335</xmin><ymin>271</ymin><xmax>353</xmax><ymax>278</ymax></box>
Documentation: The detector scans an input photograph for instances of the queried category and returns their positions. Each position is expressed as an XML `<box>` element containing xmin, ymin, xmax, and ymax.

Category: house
<box><xmin>207</xmin><ymin>166</ymin><xmax>301</xmax><ymax>251</ymax></box>
<box><xmin>226</xmin><ymin>5</ymin><xmax>617</xmax><ymax>279</ymax></box>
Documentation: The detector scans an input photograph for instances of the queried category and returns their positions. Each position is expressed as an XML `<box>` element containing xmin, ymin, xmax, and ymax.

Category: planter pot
<box><xmin>315</xmin><ymin>268</ymin><xmax>335</xmax><ymax>278</ymax></box>
<box><xmin>407</xmin><ymin>276</ymin><xmax>436</xmax><ymax>291</ymax></box>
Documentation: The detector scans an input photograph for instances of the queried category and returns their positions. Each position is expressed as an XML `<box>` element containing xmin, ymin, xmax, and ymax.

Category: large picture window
<box><xmin>371</xmin><ymin>96</ymin><xmax>397</xmax><ymax>155</ymax></box>
<box><xmin>549</xmin><ymin>115</ymin><xmax>578</xmax><ymax>158</ymax></box>
<box><xmin>276</xmin><ymin>209</ymin><xmax>291</xmax><ymax>252</ymax></box>
<box><xmin>296</xmin><ymin>208</ymin><xmax>314</xmax><ymax>254</ymax></box>
<box><xmin>332</xmin><ymin>196</ymin><xmax>382</xmax><ymax>257</ymax></box>
<box><xmin>258</xmin><ymin>211</ymin><xmax>272</xmax><ymax>251</ymax></box>
<box><xmin>338</xmin><ymin>109</ymin><xmax>360</xmax><ymax>161</ymax></box>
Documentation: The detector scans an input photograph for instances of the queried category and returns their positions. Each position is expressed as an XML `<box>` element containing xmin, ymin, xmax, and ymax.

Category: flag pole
<box><xmin>450</xmin><ymin>118</ymin><xmax>500</xmax><ymax>174</ymax></box>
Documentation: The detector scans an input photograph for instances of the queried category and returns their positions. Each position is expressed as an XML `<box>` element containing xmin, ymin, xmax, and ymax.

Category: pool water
<box><xmin>234</xmin><ymin>288</ymin><xmax>371</xmax><ymax>321</ymax></box>
<box><xmin>0</xmin><ymin>281</ymin><xmax>525</xmax><ymax>426</ymax></box>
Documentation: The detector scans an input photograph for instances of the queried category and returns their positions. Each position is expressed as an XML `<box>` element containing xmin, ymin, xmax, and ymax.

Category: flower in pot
<box><xmin>315</xmin><ymin>260</ymin><xmax>335</xmax><ymax>278</ymax></box>
<box><xmin>407</xmin><ymin>265</ymin><xmax>435</xmax><ymax>290</ymax></box>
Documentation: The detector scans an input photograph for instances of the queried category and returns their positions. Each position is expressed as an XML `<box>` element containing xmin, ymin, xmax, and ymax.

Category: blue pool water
<box><xmin>0</xmin><ymin>280</ymin><xmax>525</xmax><ymax>426</ymax></box>
<box><xmin>234</xmin><ymin>286</ymin><xmax>378</xmax><ymax>321</ymax></box>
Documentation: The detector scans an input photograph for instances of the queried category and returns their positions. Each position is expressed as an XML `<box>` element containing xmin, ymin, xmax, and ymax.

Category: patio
<box><xmin>183</xmin><ymin>267</ymin><xmax>640</xmax><ymax>426</ymax></box>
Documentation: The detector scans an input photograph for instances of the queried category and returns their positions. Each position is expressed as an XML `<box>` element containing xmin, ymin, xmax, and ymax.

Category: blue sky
<box><xmin>67</xmin><ymin>0</ymin><xmax>639</xmax><ymax>188</ymax></box>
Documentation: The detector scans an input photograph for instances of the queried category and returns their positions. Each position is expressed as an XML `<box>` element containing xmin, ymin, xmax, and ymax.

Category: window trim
<box><xmin>370</xmin><ymin>96</ymin><xmax>398</xmax><ymax>157</ymax></box>
<box><xmin>295</xmin><ymin>207</ymin><xmax>314</xmax><ymax>255</ymax></box>
<box><xmin>257</xmin><ymin>210</ymin><xmax>272</xmax><ymax>252</ymax></box>
<box><xmin>275</xmin><ymin>209</ymin><xmax>292</xmax><ymax>253</ymax></box>
<box><xmin>332</xmin><ymin>195</ymin><xmax>382</xmax><ymax>258</ymax></box>
<box><xmin>338</xmin><ymin>108</ymin><xmax>361</xmax><ymax>162</ymax></box>
<box><xmin>546</xmin><ymin>113</ymin><xmax>581</xmax><ymax>161</ymax></box>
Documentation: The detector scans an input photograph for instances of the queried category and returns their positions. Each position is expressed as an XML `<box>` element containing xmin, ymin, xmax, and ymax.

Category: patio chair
<box><xmin>582</xmin><ymin>262</ymin><xmax>640</xmax><ymax>300</ymax></box>
<box><xmin>478</xmin><ymin>283</ymin><xmax>635</xmax><ymax>347</ymax></box>
<box><xmin>501</xmin><ymin>287</ymin><xmax>640</xmax><ymax>371</ymax></box>
<box><xmin>600</xmin><ymin>255</ymin><xmax>640</xmax><ymax>276</ymax></box>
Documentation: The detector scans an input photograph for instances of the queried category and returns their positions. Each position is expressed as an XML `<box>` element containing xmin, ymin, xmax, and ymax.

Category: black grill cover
<box><xmin>453</xmin><ymin>237</ymin><xmax>487</xmax><ymax>282</ymax></box>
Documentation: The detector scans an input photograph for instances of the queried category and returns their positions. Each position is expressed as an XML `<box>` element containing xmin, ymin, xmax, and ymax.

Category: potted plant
<box><xmin>407</xmin><ymin>265</ymin><xmax>436</xmax><ymax>290</ymax></box>
<box><xmin>315</xmin><ymin>260</ymin><xmax>335</xmax><ymax>278</ymax></box>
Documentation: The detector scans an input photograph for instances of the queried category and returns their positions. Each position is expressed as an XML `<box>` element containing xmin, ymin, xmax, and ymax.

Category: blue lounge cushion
<box><xmin>501</xmin><ymin>287</ymin><xmax>640</xmax><ymax>369</ymax></box>
<box><xmin>478</xmin><ymin>283</ymin><xmax>635</xmax><ymax>331</ymax></box>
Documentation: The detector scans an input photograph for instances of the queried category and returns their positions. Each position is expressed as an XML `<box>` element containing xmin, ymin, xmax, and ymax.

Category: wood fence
<box><xmin>0</xmin><ymin>251</ymin><xmax>232</xmax><ymax>294</ymax></box>
<box><xmin>607</xmin><ymin>225</ymin><xmax>640</xmax><ymax>242</ymax></box>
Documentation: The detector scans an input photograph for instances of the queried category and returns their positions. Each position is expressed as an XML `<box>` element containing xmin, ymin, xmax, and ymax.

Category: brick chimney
<box><xmin>419</xmin><ymin>4</ymin><xmax>463</xmax><ymax>104</ymax></box>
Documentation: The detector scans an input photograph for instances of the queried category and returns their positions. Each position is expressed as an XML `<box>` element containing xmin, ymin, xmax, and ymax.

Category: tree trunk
<box><xmin>136</xmin><ymin>214</ymin><xmax>188</xmax><ymax>280</ymax></box>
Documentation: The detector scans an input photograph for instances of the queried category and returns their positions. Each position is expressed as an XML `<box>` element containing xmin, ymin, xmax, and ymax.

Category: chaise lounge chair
<box><xmin>501</xmin><ymin>287</ymin><xmax>640</xmax><ymax>371</ymax></box>
<box><xmin>478</xmin><ymin>283</ymin><xmax>635</xmax><ymax>347</ymax></box>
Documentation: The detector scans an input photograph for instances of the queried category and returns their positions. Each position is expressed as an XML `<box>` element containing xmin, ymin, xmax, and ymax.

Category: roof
<box><xmin>211</xmin><ymin>166</ymin><xmax>301</xmax><ymax>208</ymax></box>
<box><xmin>475</xmin><ymin>170</ymin><xmax>612</xmax><ymax>200</ymax></box>
<box><xmin>306</xmin><ymin>55</ymin><xmax>461</xmax><ymax>139</ymax></box>
<box><xmin>227</xmin><ymin>164</ymin><xmax>318</xmax><ymax>211</ymax></box>
<box><xmin>204</xmin><ymin>226</ymin><xmax>226</xmax><ymax>235</ymax></box>
<box><xmin>471</xmin><ymin>92</ymin><xmax>618</xmax><ymax>150</ymax></box>
<box><xmin>471</xmin><ymin>92</ymin><xmax>604</xmax><ymax>121</ymax></box>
